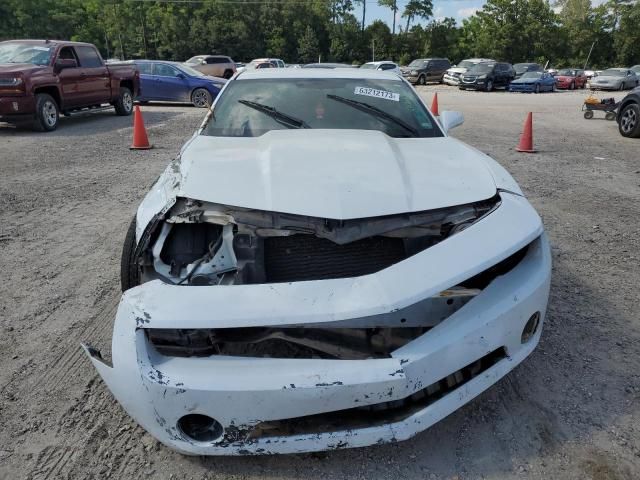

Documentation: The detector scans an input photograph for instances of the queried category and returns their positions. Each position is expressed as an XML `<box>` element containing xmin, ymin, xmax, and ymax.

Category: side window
<box><xmin>58</xmin><ymin>46</ymin><xmax>78</xmax><ymax>64</ymax></box>
<box><xmin>75</xmin><ymin>46</ymin><xmax>103</xmax><ymax>68</ymax></box>
<box><xmin>137</xmin><ymin>63</ymin><xmax>153</xmax><ymax>75</ymax></box>
<box><xmin>380</xmin><ymin>63</ymin><xmax>396</xmax><ymax>71</ymax></box>
<box><xmin>206</xmin><ymin>57</ymin><xmax>216</xmax><ymax>64</ymax></box>
<box><xmin>153</xmin><ymin>64</ymin><xmax>179</xmax><ymax>77</ymax></box>
<box><xmin>278</xmin><ymin>60</ymin><xmax>285</xmax><ymax>68</ymax></box>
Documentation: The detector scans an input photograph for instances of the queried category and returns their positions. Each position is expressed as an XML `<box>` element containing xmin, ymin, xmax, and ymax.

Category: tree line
<box><xmin>1</xmin><ymin>0</ymin><xmax>638</xmax><ymax>68</ymax></box>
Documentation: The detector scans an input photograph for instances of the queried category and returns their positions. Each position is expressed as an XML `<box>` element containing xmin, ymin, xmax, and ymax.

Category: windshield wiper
<box><xmin>238</xmin><ymin>100</ymin><xmax>310</xmax><ymax>129</ymax></box>
<box><xmin>326</xmin><ymin>94</ymin><xmax>419</xmax><ymax>137</ymax></box>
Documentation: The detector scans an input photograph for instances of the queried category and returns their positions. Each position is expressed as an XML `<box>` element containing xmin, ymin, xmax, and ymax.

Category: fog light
<box><xmin>177</xmin><ymin>414</ymin><xmax>223</xmax><ymax>443</ymax></box>
<box><xmin>521</xmin><ymin>312</ymin><xmax>541</xmax><ymax>344</ymax></box>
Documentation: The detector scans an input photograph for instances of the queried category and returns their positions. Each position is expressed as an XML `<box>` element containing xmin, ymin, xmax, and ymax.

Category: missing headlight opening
<box><xmin>126</xmin><ymin>194</ymin><xmax>502</xmax><ymax>289</ymax></box>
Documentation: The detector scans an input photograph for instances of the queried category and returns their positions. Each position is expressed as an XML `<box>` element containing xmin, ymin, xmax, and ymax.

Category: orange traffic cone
<box><xmin>515</xmin><ymin>112</ymin><xmax>536</xmax><ymax>153</ymax></box>
<box><xmin>430</xmin><ymin>92</ymin><xmax>439</xmax><ymax>116</ymax></box>
<box><xmin>130</xmin><ymin>105</ymin><xmax>152</xmax><ymax>150</ymax></box>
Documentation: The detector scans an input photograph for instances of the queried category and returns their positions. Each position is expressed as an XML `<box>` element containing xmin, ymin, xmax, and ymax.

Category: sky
<box><xmin>355</xmin><ymin>0</ymin><xmax>609</xmax><ymax>29</ymax></box>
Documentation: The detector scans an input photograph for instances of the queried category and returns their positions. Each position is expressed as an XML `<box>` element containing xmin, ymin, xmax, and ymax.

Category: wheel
<box><xmin>120</xmin><ymin>216</ymin><xmax>141</xmax><ymax>291</ymax></box>
<box><xmin>191</xmin><ymin>88</ymin><xmax>212</xmax><ymax>108</ymax></box>
<box><xmin>418</xmin><ymin>74</ymin><xmax>426</xmax><ymax>86</ymax></box>
<box><xmin>605</xmin><ymin>112</ymin><xmax>616</xmax><ymax>121</ymax></box>
<box><xmin>32</xmin><ymin>93</ymin><xmax>59</xmax><ymax>132</ymax></box>
<box><xmin>552</xmin><ymin>83</ymin><xmax>557</xmax><ymax>93</ymax></box>
<box><xmin>569</xmin><ymin>82</ymin><xmax>575</xmax><ymax>90</ymax></box>
<box><xmin>583</xmin><ymin>110</ymin><xmax>594</xmax><ymax>119</ymax></box>
<box><xmin>223</xmin><ymin>70</ymin><xmax>233</xmax><ymax>79</ymax></box>
<box><xmin>114</xmin><ymin>87</ymin><xmax>134</xmax><ymax>115</ymax></box>
<box><xmin>619</xmin><ymin>83</ymin><xmax>625</xmax><ymax>91</ymax></box>
<box><xmin>618</xmin><ymin>103</ymin><xmax>640</xmax><ymax>138</ymax></box>
<box><xmin>534</xmin><ymin>84</ymin><xmax>540</xmax><ymax>94</ymax></box>
<box><xmin>485</xmin><ymin>80</ymin><xmax>493</xmax><ymax>92</ymax></box>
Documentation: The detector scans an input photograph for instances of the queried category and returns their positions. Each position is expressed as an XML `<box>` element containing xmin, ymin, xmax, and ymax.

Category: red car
<box><xmin>554</xmin><ymin>68</ymin><xmax>587</xmax><ymax>90</ymax></box>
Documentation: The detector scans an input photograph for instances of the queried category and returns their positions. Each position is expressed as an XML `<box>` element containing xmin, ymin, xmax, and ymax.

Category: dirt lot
<box><xmin>1</xmin><ymin>85</ymin><xmax>639</xmax><ymax>480</ymax></box>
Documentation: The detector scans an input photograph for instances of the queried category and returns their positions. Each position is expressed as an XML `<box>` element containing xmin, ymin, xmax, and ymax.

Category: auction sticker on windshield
<box><xmin>354</xmin><ymin>86</ymin><xmax>400</xmax><ymax>102</ymax></box>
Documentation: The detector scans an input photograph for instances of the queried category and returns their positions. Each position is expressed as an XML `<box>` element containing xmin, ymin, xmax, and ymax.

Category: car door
<box><xmin>151</xmin><ymin>63</ymin><xmax>190</xmax><ymax>102</ymax></box>
<box><xmin>74</xmin><ymin>45</ymin><xmax>110</xmax><ymax>105</ymax></box>
<box><xmin>135</xmin><ymin>62</ymin><xmax>154</xmax><ymax>100</ymax></box>
<box><xmin>55</xmin><ymin>46</ymin><xmax>83</xmax><ymax>108</ymax></box>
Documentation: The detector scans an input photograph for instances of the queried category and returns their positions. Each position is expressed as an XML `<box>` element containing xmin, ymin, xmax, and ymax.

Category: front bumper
<box><xmin>509</xmin><ymin>83</ymin><xmax>536</xmax><ymax>93</ymax></box>
<box><xmin>85</xmin><ymin>193</ymin><xmax>551</xmax><ymax>455</ymax></box>
<box><xmin>459</xmin><ymin>79</ymin><xmax>486</xmax><ymax>90</ymax></box>
<box><xmin>402</xmin><ymin>74</ymin><xmax>419</xmax><ymax>84</ymax></box>
<box><xmin>443</xmin><ymin>73</ymin><xmax>461</xmax><ymax>85</ymax></box>
<box><xmin>590</xmin><ymin>83</ymin><xmax>619</xmax><ymax>90</ymax></box>
<box><xmin>0</xmin><ymin>95</ymin><xmax>35</xmax><ymax>119</ymax></box>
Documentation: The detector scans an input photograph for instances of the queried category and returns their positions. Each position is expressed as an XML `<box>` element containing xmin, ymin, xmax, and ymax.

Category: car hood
<box><xmin>594</xmin><ymin>75</ymin><xmax>621</xmax><ymax>82</ymax></box>
<box><xmin>0</xmin><ymin>63</ymin><xmax>48</xmax><ymax>75</ymax></box>
<box><xmin>173</xmin><ymin>130</ymin><xmax>498</xmax><ymax>219</ymax></box>
<box><xmin>511</xmin><ymin>77</ymin><xmax>538</xmax><ymax>84</ymax></box>
<box><xmin>555</xmin><ymin>75</ymin><xmax>575</xmax><ymax>81</ymax></box>
<box><xmin>447</xmin><ymin>67</ymin><xmax>468</xmax><ymax>75</ymax></box>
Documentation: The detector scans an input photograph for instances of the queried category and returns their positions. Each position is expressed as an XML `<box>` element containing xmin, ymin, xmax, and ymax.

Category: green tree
<box><xmin>402</xmin><ymin>0</ymin><xmax>433</xmax><ymax>33</ymax></box>
<box><xmin>298</xmin><ymin>25</ymin><xmax>320</xmax><ymax>63</ymax></box>
<box><xmin>378</xmin><ymin>0</ymin><xmax>399</xmax><ymax>35</ymax></box>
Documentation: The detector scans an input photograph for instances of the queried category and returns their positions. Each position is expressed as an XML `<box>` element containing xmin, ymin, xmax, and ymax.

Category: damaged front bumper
<box><xmin>84</xmin><ymin>193</ymin><xmax>551</xmax><ymax>455</ymax></box>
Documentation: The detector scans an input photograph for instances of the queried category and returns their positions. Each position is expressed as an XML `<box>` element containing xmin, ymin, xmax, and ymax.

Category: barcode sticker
<box><xmin>354</xmin><ymin>86</ymin><xmax>400</xmax><ymax>102</ymax></box>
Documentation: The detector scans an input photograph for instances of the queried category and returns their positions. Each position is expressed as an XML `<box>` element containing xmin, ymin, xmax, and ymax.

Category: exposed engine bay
<box><xmin>132</xmin><ymin>194</ymin><xmax>501</xmax><ymax>288</ymax></box>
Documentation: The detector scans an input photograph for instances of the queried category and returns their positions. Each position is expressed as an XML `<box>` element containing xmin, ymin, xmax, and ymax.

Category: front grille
<box><xmin>264</xmin><ymin>235</ymin><xmax>406</xmax><ymax>283</ymax></box>
<box><xmin>248</xmin><ymin>347</ymin><xmax>507</xmax><ymax>438</ymax></box>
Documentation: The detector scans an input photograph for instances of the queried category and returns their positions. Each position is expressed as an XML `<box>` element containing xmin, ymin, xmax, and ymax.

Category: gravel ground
<box><xmin>1</xmin><ymin>85</ymin><xmax>639</xmax><ymax>480</ymax></box>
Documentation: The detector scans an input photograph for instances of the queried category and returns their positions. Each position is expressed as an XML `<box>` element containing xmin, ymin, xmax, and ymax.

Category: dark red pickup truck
<box><xmin>0</xmin><ymin>40</ymin><xmax>139</xmax><ymax>131</ymax></box>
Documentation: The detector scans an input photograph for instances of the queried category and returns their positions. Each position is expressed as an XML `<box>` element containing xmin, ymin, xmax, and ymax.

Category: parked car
<box><xmin>513</xmin><ymin>63</ymin><xmax>543</xmax><ymax>79</ymax></box>
<box><xmin>554</xmin><ymin>68</ymin><xmax>587</xmax><ymax>89</ymax></box>
<box><xmin>632</xmin><ymin>65</ymin><xmax>640</xmax><ymax>75</ymax></box>
<box><xmin>85</xmin><ymin>67</ymin><xmax>551</xmax><ymax>456</ymax></box>
<box><xmin>400</xmin><ymin>58</ymin><xmax>451</xmax><ymax>85</ymax></box>
<box><xmin>134</xmin><ymin>60</ymin><xmax>226</xmax><ymax>108</ymax></box>
<box><xmin>360</xmin><ymin>61</ymin><xmax>401</xmax><ymax>75</ymax></box>
<box><xmin>589</xmin><ymin>68</ymin><xmax>638</xmax><ymax>91</ymax></box>
<box><xmin>508</xmin><ymin>72</ymin><xmax>556</xmax><ymax>93</ymax></box>
<box><xmin>0</xmin><ymin>39</ymin><xmax>139</xmax><ymax>131</ymax></box>
<box><xmin>238</xmin><ymin>58</ymin><xmax>286</xmax><ymax>73</ymax></box>
<box><xmin>184</xmin><ymin>55</ymin><xmax>236</xmax><ymax>79</ymax></box>
<box><xmin>617</xmin><ymin>87</ymin><xmax>640</xmax><ymax>138</ymax></box>
<box><xmin>443</xmin><ymin>58</ymin><xmax>495</xmax><ymax>85</ymax></box>
<box><xmin>459</xmin><ymin>62</ymin><xmax>515</xmax><ymax>91</ymax></box>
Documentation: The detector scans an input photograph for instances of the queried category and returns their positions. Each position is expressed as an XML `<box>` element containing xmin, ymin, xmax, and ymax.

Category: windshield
<box><xmin>514</xmin><ymin>63</ymin><xmax>536</xmax><ymax>73</ymax></box>
<box><xmin>360</xmin><ymin>63</ymin><xmax>377</xmax><ymax>69</ymax></box>
<box><xmin>202</xmin><ymin>78</ymin><xmax>441</xmax><ymax>138</ymax></box>
<box><xmin>178</xmin><ymin>64</ymin><xmax>205</xmax><ymax>77</ymax></box>
<box><xmin>185</xmin><ymin>56</ymin><xmax>204</xmax><ymax>64</ymax></box>
<box><xmin>458</xmin><ymin>60</ymin><xmax>477</xmax><ymax>69</ymax></box>
<box><xmin>0</xmin><ymin>42</ymin><xmax>53</xmax><ymax>66</ymax></box>
<box><xmin>557</xmin><ymin>69</ymin><xmax>577</xmax><ymax>76</ymax></box>
<box><xmin>600</xmin><ymin>69</ymin><xmax>625</xmax><ymax>77</ymax></box>
<box><xmin>408</xmin><ymin>60</ymin><xmax>426</xmax><ymax>68</ymax></box>
<box><xmin>467</xmin><ymin>64</ymin><xmax>494</xmax><ymax>74</ymax></box>
<box><xmin>521</xmin><ymin>72</ymin><xmax>542</xmax><ymax>79</ymax></box>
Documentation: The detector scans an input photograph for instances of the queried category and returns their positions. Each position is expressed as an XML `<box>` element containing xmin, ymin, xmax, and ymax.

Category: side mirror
<box><xmin>439</xmin><ymin>111</ymin><xmax>464</xmax><ymax>133</ymax></box>
<box><xmin>201</xmin><ymin>59</ymin><xmax>207</xmax><ymax>65</ymax></box>
<box><xmin>176</xmin><ymin>72</ymin><xmax>186</xmax><ymax>79</ymax></box>
<box><xmin>54</xmin><ymin>58</ymin><xmax>77</xmax><ymax>73</ymax></box>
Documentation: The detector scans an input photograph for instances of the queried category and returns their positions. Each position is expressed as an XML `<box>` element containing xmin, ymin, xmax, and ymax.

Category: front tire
<box><xmin>485</xmin><ymin>80</ymin><xmax>493</xmax><ymax>92</ymax></box>
<box><xmin>191</xmin><ymin>88</ymin><xmax>212</xmax><ymax>108</ymax></box>
<box><xmin>120</xmin><ymin>216</ymin><xmax>141</xmax><ymax>292</ymax></box>
<box><xmin>619</xmin><ymin>103</ymin><xmax>640</xmax><ymax>138</ymax></box>
<box><xmin>583</xmin><ymin>110</ymin><xmax>594</xmax><ymax>119</ymax></box>
<box><xmin>33</xmin><ymin>93</ymin><xmax>59</xmax><ymax>132</ymax></box>
<box><xmin>114</xmin><ymin>87</ymin><xmax>134</xmax><ymax>116</ymax></box>
<box><xmin>418</xmin><ymin>75</ymin><xmax>426</xmax><ymax>86</ymax></box>
<box><xmin>223</xmin><ymin>70</ymin><xmax>233</xmax><ymax>79</ymax></box>
<box><xmin>569</xmin><ymin>82</ymin><xmax>575</xmax><ymax>90</ymax></box>
<box><xmin>534</xmin><ymin>84</ymin><xmax>540</xmax><ymax>94</ymax></box>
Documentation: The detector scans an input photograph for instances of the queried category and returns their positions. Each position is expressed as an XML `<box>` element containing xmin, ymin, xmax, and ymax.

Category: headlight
<box><xmin>477</xmin><ymin>75</ymin><xmax>487</xmax><ymax>80</ymax></box>
<box><xmin>411</xmin><ymin>70</ymin><xmax>418</xmax><ymax>75</ymax></box>
<box><xmin>0</xmin><ymin>77</ymin><xmax>23</xmax><ymax>87</ymax></box>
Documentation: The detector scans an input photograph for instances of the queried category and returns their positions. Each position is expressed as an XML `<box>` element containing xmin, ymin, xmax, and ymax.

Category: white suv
<box><xmin>443</xmin><ymin>58</ymin><xmax>495</xmax><ymax>86</ymax></box>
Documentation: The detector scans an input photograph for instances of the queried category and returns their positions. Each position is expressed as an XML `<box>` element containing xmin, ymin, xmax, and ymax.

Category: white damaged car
<box><xmin>84</xmin><ymin>68</ymin><xmax>551</xmax><ymax>455</ymax></box>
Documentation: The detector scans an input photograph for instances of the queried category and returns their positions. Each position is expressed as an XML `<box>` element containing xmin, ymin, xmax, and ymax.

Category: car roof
<box><xmin>237</xmin><ymin>68</ymin><xmax>403</xmax><ymax>81</ymax></box>
<box><xmin>0</xmin><ymin>39</ymin><xmax>96</xmax><ymax>47</ymax></box>
<box><xmin>366</xmin><ymin>61</ymin><xmax>396</xmax><ymax>65</ymax></box>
